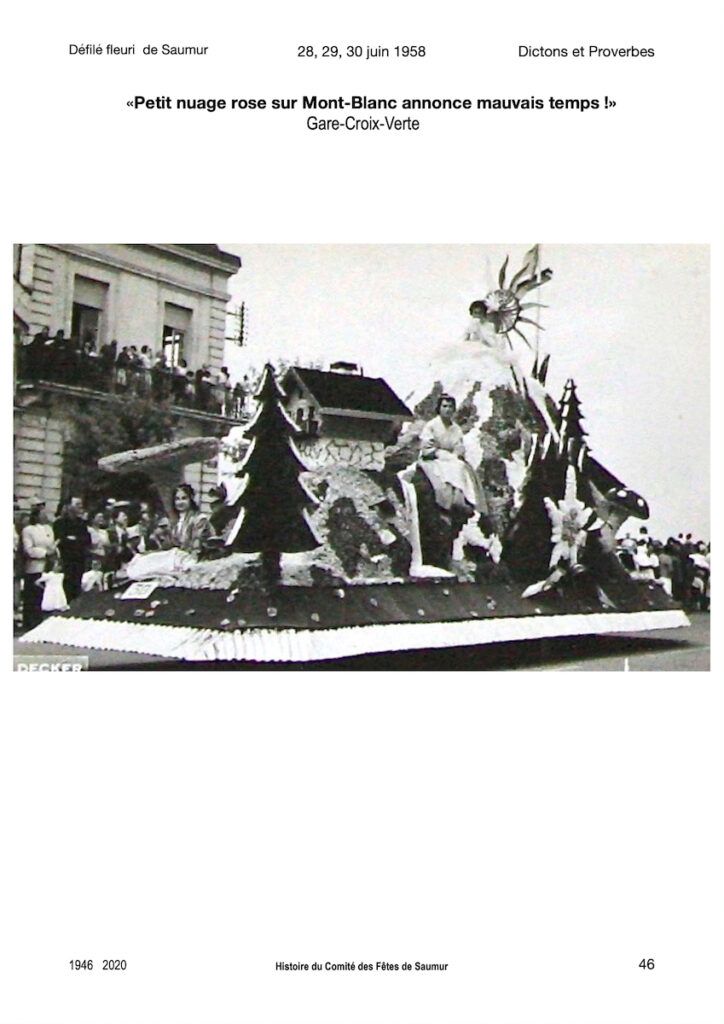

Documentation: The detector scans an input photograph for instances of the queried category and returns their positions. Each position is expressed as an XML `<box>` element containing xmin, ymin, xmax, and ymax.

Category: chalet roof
<box><xmin>285</xmin><ymin>367</ymin><xmax>412</xmax><ymax>419</ymax></box>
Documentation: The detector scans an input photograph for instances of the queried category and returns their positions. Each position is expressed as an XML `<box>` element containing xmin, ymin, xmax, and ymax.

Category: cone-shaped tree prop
<box><xmin>503</xmin><ymin>433</ymin><xmax>566</xmax><ymax>582</ymax></box>
<box><xmin>504</xmin><ymin>378</ymin><xmax>642</xmax><ymax>593</ymax></box>
<box><xmin>558</xmin><ymin>378</ymin><xmax>588</xmax><ymax>453</ymax></box>
<box><xmin>226</xmin><ymin>364</ymin><xmax>319</xmax><ymax>584</ymax></box>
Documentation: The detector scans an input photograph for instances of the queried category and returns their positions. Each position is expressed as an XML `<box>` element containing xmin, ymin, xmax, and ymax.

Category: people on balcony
<box><xmin>15</xmin><ymin>329</ymin><xmax>248</xmax><ymax>419</ymax></box>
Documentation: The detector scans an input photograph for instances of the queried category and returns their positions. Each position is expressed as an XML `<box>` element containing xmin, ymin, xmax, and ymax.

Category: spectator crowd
<box><xmin>617</xmin><ymin>528</ymin><xmax>711</xmax><ymax>611</ymax></box>
<box><xmin>13</xmin><ymin>484</ymin><xmax>232</xmax><ymax>634</ymax></box>
<box><xmin>16</xmin><ymin>327</ymin><xmax>252</xmax><ymax>419</ymax></box>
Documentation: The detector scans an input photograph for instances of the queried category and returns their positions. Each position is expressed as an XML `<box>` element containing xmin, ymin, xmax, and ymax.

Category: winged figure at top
<box><xmin>465</xmin><ymin>244</ymin><xmax>552</xmax><ymax>351</ymax></box>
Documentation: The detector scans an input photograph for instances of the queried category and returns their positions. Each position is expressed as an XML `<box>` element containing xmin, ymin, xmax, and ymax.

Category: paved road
<box><xmin>526</xmin><ymin>612</ymin><xmax>710</xmax><ymax>672</ymax></box>
<box><xmin>14</xmin><ymin>613</ymin><xmax>709</xmax><ymax>672</ymax></box>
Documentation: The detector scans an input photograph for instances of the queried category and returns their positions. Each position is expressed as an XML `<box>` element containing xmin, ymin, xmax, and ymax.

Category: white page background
<box><xmin>2</xmin><ymin>2</ymin><xmax>721</xmax><ymax>1022</ymax></box>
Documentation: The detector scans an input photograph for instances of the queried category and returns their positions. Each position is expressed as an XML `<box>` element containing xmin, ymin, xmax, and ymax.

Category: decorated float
<box><xmin>21</xmin><ymin>247</ymin><xmax>688</xmax><ymax>662</ymax></box>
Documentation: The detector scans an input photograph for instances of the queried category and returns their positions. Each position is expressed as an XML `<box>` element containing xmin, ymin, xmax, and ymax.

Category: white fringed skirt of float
<box><xmin>20</xmin><ymin>575</ymin><xmax>688</xmax><ymax>663</ymax></box>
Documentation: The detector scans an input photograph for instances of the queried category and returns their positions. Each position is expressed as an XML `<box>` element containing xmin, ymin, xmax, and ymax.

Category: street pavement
<box><xmin>526</xmin><ymin>611</ymin><xmax>710</xmax><ymax>672</ymax></box>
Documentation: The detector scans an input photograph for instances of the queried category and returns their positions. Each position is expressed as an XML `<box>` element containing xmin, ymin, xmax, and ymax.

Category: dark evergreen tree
<box><xmin>504</xmin><ymin>379</ymin><xmax>637</xmax><ymax>594</ymax></box>
<box><xmin>502</xmin><ymin>434</ymin><xmax>564</xmax><ymax>581</ymax></box>
<box><xmin>226</xmin><ymin>364</ymin><xmax>319</xmax><ymax>583</ymax></box>
<box><xmin>556</xmin><ymin>378</ymin><xmax>603</xmax><ymax>513</ymax></box>
<box><xmin>558</xmin><ymin>378</ymin><xmax>588</xmax><ymax>451</ymax></box>
<box><xmin>506</xmin><ymin>379</ymin><xmax>591</xmax><ymax>581</ymax></box>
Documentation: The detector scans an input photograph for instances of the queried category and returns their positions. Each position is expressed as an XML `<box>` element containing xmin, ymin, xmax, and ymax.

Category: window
<box><xmin>161</xmin><ymin>303</ymin><xmax>192</xmax><ymax>366</ymax></box>
<box><xmin>72</xmin><ymin>275</ymin><xmax>108</xmax><ymax>347</ymax></box>
<box><xmin>162</xmin><ymin>327</ymin><xmax>185</xmax><ymax>367</ymax></box>
<box><xmin>72</xmin><ymin>304</ymin><xmax>101</xmax><ymax>350</ymax></box>
<box><xmin>307</xmin><ymin>409</ymin><xmax>320</xmax><ymax>437</ymax></box>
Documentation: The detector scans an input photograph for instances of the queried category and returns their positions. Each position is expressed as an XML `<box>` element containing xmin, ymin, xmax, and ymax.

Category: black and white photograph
<box><xmin>13</xmin><ymin>243</ymin><xmax>710</xmax><ymax>670</ymax></box>
<box><xmin>3</xmin><ymin>3</ymin><xmax>722</xmax><ymax>1022</ymax></box>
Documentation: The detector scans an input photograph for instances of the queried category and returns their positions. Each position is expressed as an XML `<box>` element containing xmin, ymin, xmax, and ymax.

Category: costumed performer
<box><xmin>418</xmin><ymin>395</ymin><xmax>488</xmax><ymax>516</ymax></box>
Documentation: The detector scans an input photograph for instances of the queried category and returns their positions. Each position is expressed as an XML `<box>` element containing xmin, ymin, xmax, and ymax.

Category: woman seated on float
<box><xmin>168</xmin><ymin>483</ymin><xmax>214</xmax><ymax>554</ymax></box>
<box><xmin>125</xmin><ymin>483</ymin><xmax>216</xmax><ymax>580</ymax></box>
<box><xmin>418</xmin><ymin>395</ymin><xmax>487</xmax><ymax>515</ymax></box>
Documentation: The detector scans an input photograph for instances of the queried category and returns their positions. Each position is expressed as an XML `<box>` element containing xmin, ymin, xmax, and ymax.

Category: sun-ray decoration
<box><xmin>469</xmin><ymin>244</ymin><xmax>553</xmax><ymax>351</ymax></box>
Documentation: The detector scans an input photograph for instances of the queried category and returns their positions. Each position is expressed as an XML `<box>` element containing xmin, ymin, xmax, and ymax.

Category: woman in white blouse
<box><xmin>21</xmin><ymin>500</ymin><xmax>57</xmax><ymax>630</ymax></box>
<box><xmin>419</xmin><ymin>395</ymin><xmax>487</xmax><ymax>515</ymax></box>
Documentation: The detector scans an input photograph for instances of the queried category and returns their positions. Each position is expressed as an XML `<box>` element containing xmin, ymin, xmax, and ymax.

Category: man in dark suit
<box><xmin>54</xmin><ymin>497</ymin><xmax>92</xmax><ymax>602</ymax></box>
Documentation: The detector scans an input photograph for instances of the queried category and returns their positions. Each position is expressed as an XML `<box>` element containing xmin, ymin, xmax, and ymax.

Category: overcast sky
<box><xmin>220</xmin><ymin>244</ymin><xmax>709</xmax><ymax>542</ymax></box>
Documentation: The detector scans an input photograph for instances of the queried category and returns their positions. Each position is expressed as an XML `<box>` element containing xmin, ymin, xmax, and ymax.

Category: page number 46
<box><xmin>638</xmin><ymin>958</ymin><xmax>655</xmax><ymax>970</ymax></box>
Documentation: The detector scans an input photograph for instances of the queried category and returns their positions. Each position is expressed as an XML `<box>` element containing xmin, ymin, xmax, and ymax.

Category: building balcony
<box><xmin>14</xmin><ymin>345</ymin><xmax>250</xmax><ymax>426</ymax></box>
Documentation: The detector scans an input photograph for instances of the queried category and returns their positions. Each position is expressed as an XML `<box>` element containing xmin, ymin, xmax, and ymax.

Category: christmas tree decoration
<box><xmin>556</xmin><ymin>377</ymin><xmax>591</xmax><ymax>474</ymax></box>
<box><xmin>226</xmin><ymin>364</ymin><xmax>320</xmax><ymax>583</ymax></box>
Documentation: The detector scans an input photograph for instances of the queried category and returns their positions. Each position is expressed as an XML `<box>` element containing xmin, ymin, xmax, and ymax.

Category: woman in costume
<box><xmin>170</xmin><ymin>484</ymin><xmax>213</xmax><ymax>555</ymax></box>
<box><xmin>418</xmin><ymin>395</ymin><xmax>488</xmax><ymax>515</ymax></box>
<box><xmin>406</xmin><ymin>245</ymin><xmax>559</xmax><ymax>440</ymax></box>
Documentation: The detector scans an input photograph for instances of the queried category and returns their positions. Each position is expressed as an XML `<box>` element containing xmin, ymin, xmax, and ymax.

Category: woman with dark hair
<box><xmin>122</xmin><ymin>484</ymin><xmax>216</xmax><ymax>583</ymax></box>
<box><xmin>419</xmin><ymin>394</ymin><xmax>487</xmax><ymax>515</ymax></box>
<box><xmin>171</xmin><ymin>484</ymin><xmax>213</xmax><ymax>554</ymax></box>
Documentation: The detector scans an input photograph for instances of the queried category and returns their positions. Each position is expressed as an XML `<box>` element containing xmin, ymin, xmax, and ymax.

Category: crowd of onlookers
<box><xmin>14</xmin><ymin>486</ymin><xmax>711</xmax><ymax>635</ymax></box>
<box><xmin>15</xmin><ymin>328</ymin><xmax>252</xmax><ymax>419</ymax></box>
<box><xmin>13</xmin><ymin>485</ymin><xmax>232</xmax><ymax>634</ymax></box>
<box><xmin>617</xmin><ymin>528</ymin><xmax>711</xmax><ymax>610</ymax></box>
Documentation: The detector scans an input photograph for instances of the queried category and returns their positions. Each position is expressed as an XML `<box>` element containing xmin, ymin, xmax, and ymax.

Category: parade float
<box><xmin>21</xmin><ymin>247</ymin><xmax>688</xmax><ymax>663</ymax></box>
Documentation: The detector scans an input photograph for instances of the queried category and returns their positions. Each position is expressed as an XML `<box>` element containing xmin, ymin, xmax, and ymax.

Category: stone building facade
<box><xmin>13</xmin><ymin>244</ymin><xmax>241</xmax><ymax>513</ymax></box>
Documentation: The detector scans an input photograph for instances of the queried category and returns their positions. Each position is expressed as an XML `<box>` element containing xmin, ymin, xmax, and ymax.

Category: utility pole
<box><xmin>225</xmin><ymin>302</ymin><xmax>247</xmax><ymax>347</ymax></box>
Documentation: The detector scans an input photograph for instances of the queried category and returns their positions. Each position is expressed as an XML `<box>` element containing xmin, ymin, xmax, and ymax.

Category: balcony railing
<box><xmin>14</xmin><ymin>343</ymin><xmax>250</xmax><ymax>422</ymax></box>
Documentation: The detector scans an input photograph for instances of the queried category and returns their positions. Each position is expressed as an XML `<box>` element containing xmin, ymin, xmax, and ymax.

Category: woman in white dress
<box><xmin>419</xmin><ymin>395</ymin><xmax>487</xmax><ymax>515</ymax></box>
